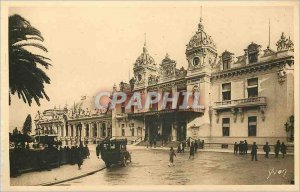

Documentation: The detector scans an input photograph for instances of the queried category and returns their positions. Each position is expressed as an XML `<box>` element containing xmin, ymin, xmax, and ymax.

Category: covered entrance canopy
<box><xmin>128</xmin><ymin>108</ymin><xmax>204</xmax><ymax>142</ymax></box>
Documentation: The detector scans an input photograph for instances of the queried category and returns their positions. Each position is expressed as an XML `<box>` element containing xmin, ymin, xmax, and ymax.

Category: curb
<box><xmin>37</xmin><ymin>166</ymin><xmax>106</xmax><ymax>186</ymax></box>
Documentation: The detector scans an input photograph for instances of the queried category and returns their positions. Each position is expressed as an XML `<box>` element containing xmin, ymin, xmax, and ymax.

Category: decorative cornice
<box><xmin>211</xmin><ymin>56</ymin><xmax>293</xmax><ymax>80</ymax></box>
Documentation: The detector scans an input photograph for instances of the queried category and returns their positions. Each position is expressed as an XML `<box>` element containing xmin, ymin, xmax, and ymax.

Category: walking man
<box><xmin>275</xmin><ymin>140</ymin><xmax>281</xmax><ymax>158</ymax></box>
<box><xmin>263</xmin><ymin>142</ymin><xmax>271</xmax><ymax>158</ymax></box>
<box><xmin>76</xmin><ymin>146</ymin><xmax>84</xmax><ymax>170</ymax></box>
<box><xmin>189</xmin><ymin>142</ymin><xmax>195</xmax><ymax>159</ymax></box>
<box><xmin>168</xmin><ymin>147</ymin><xmax>176</xmax><ymax>166</ymax></box>
<box><xmin>244</xmin><ymin>140</ymin><xmax>248</xmax><ymax>154</ymax></box>
<box><xmin>280</xmin><ymin>142</ymin><xmax>287</xmax><ymax>158</ymax></box>
<box><xmin>96</xmin><ymin>143</ymin><xmax>101</xmax><ymax>159</ymax></box>
<box><xmin>234</xmin><ymin>142</ymin><xmax>238</xmax><ymax>155</ymax></box>
<box><xmin>251</xmin><ymin>142</ymin><xmax>258</xmax><ymax>161</ymax></box>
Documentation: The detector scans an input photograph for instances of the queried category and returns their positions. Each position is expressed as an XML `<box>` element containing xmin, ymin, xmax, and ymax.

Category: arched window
<box><xmin>101</xmin><ymin>123</ymin><xmax>106</xmax><ymax>137</ymax></box>
<box><xmin>93</xmin><ymin>123</ymin><xmax>97</xmax><ymax>137</ymax></box>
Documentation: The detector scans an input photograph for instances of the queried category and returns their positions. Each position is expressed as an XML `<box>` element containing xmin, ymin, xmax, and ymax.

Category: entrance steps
<box><xmin>135</xmin><ymin>140</ymin><xmax>180</xmax><ymax>148</ymax></box>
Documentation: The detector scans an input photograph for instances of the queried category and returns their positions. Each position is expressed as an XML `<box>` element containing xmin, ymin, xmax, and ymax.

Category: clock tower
<box><xmin>133</xmin><ymin>41</ymin><xmax>158</xmax><ymax>90</ymax></box>
<box><xmin>186</xmin><ymin>17</ymin><xmax>217</xmax><ymax>77</ymax></box>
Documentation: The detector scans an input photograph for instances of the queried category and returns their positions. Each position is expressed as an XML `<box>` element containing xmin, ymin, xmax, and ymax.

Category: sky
<box><xmin>8</xmin><ymin>3</ymin><xmax>295</xmax><ymax>131</ymax></box>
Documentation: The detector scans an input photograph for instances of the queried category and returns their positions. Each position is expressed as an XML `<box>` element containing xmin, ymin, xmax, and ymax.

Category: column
<box><xmin>105</xmin><ymin>122</ymin><xmax>108</xmax><ymax>137</ymax></box>
<box><xmin>89</xmin><ymin>123</ymin><xmax>93</xmax><ymax>140</ymax></box>
<box><xmin>172</xmin><ymin>122</ymin><xmax>177</xmax><ymax>141</ymax></box>
<box><xmin>97</xmin><ymin>122</ymin><xmax>101</xmax><ymax>138</ymax></box>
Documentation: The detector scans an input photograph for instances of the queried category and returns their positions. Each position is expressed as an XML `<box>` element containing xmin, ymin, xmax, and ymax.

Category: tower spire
<box><xmin>143</xmin><ymin>33</ymin><xmax>148</xmax><ymax>53</ymax></box>
<box><xmin>200</xmin><ymin>5</ymin><xmax>202</xmax><ymax>21</ymax></box>
<box><xmin>144</xmin><ymin>33</ymin><xmax>147</xmax><ymax>46</ymax></box>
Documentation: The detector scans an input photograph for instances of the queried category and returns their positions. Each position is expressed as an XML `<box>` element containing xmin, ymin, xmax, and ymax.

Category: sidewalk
<box><xmin>10</xmin><ymin>145</ymin><xmax>105</xmax><ymax>186</ymax></box>
<box><xmin>128</xmin><ymin>145</ymin><xmax>294</xmax><ymax>155</ymax></box>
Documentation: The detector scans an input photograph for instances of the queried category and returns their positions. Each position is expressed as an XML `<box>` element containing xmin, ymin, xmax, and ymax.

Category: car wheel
<box><xmin>122</xmin><ymin>156</ymin><xmax>127</xmax><ymax>167</ymax></box>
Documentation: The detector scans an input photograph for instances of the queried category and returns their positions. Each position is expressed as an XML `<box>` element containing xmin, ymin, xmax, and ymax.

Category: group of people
<box><xmin>58</xmin><ymin>144</ymin><xmax>90</xmax><ymax>169</ymax></box>
<box><xmin>263</xmin><ymin>140</ymin><xmax>287</xmax><ymax>159</ymax></box>
<box><xmin>168</xmin><ymin>140</ymin><xmax>203</xmax><ymax>166</ymax></box>
<box><xmin>233</xmin><ymin>140</ymin><xmax>288</xmax><ymax>161</ymax></box>
<box><xmin>233</xmin><ymin>140</ymin><xmax>249</xmax><ymax>155</ymax></box>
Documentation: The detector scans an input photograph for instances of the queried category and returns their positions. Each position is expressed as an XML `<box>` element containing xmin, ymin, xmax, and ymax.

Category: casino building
<box><xmin>35</xmin><ymin>17</ymin><xmax>294</xmax><ymax>147</ymax></box>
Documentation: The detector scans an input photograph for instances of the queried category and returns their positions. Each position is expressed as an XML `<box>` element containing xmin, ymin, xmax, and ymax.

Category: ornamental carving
<box><xmin>277</xmin><ymin>66</ymin><xmax>287</xmax><ymax>85</ymax></box>
<box><xmin>238</xmin><ymin>108</ymin><xmax>244</xmax><ymax>122</ymax></box>
<box><xmin>259</xmin><ymin>106</ymin><xmax>266</xmax><ymax>121</ymax></box>
<box><xmin>231</xmin><ymin>108</ymin><xmax>237</xmax><ymax>122</ymax></box>
<box><xmin>148</xmin><ymin>74</ymin><xmax>159</xmax><ymax>85</ymax></box>
<box><xmin>186</xmin><ymin>19</ymin><xmax>216</xmax><ymax>51</ymax></box>
<box><xmin>276</xmin><ymin>32</ymin><xmax>294</xmax><ymax>51</ymax></box>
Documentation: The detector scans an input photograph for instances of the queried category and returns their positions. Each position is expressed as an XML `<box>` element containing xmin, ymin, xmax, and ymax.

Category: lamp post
<box><xmin>290</xmin><ymin>115</ymin><xmax>294</xmax><ymax>142</ymax></box>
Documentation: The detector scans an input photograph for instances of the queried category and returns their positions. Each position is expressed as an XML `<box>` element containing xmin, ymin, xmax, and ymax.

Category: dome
<box><xmin>161</xmin><ymin>53</ymin><xmax>175</xmax><ymax>65</ymax></box>
<box><xmin>134</xmin><ymin>43</ymin><xmax>156</xmax><ymax>67</ymax></box>
<box><xmin>186</xmin><ymin>18</ymin><xmax>216</xmax><ymax>51</ymax></box>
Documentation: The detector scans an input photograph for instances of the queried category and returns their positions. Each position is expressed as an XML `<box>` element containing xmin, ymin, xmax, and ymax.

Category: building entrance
<box><xmin>162</xmin><ymin>120</ymin><xmax>172</xmax><ymax>142</ymax></box>
<box><xmin>177</xmin><ymin>121</ymin><xmax>187</xmax><ymax>141</ymax></box>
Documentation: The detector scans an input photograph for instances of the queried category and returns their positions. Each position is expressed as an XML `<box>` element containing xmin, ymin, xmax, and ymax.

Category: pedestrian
<box><xmin>280</xmin><ymin>142</ymin><xmax>287</xmax><ymax>158</ymax></box>
<box><xmin>85</xmin><ymin>144</ymin><xmax>90</xmax><ymax>159</ymax></box>
<box><xmin>154</xmin><ymin>137</ymin><xmax>157</xmax><ymax>148</ymax></box>
<box><xmin>189</xmin><ymin>142</ymin><xmax>195</xmax><ymax>159</ymax></box>
<box><xmin>201</xmin><ymin>140</ymin><xmax>205</xmax><ymax>149</ymax></box>
<box><xmin>168</xmin><ymin>147</ymin><xmax>176</xmax><ymax>166</ymax></box>
<box><xmin>238</xmin><ymin>141</ymin><xmax>243</xmax><ymax>155</ymax></box>
<box><xmin>96</xmin><ymin>143</ymin><xmax>101</xmax><ymax>159</ymax></box>
<box><xmin>263</xmin><ymin>142</ymin><xmax>271</xmax><ymax>158</ymax></box>
<box><xmin>234</xmin><ymin>142</ymin><xmax>238</xmax><ymax>155</ymax></box>
<box><xmin>195</xmin><ymin>140</ymin><xmax>198</xmax><ymax>153</ymax></box>
<box><xmin>182</xmin><ymin>141</ymin><xmax>185</xmax><ymax>153</ymax></box>
<box><xmin>244</xmin><ymin>140</ymin><xmax>248</xmax><ymax>154</ymax></box>
<box><xmin>187</xmin><ymin>137</ymin><xmax>191</xmax><ymax>148</ymax></box>
<box><xmin>274</xmin><ymin>140</ymin><xmax>281</xmax><ymax>158</ymax></box>
<box><xmin>76</xmin><ymin>146</ymin><xmax>84</xmax><ymax>170</ymax></box>
<box><xmin>177</xmin><ymin>144</ymin><xmax>181</xmax><ymax>153</ymax></box>
<box><xmin>251</xmin><ymin>142</ymin><xmax>258</xmax><ymax>161</ymax></box>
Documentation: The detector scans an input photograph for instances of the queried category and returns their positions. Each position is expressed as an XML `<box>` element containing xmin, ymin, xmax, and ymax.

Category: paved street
<box><xmin>55</xmin><ymin>146</ymin><xmax>294</xmax><ymax>185</ymax></box>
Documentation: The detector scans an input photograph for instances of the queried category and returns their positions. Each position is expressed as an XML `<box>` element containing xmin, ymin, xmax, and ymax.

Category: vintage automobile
<box><xmin>100</xmin><ymin>139</ymin><xmax>131</xmax><ymax>167</ymax></box>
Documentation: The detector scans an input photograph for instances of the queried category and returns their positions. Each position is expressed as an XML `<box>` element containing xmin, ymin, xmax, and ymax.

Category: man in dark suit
<box><xmin>251</xmin><ymin>142</ymin><xmax>258</xmax><ymax>161</ymax></box>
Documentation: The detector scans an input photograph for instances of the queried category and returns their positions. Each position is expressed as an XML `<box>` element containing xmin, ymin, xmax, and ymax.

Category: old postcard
<box><xmin>1</xmin><ymin>1</ymin><xmax>299</xmax><ymax>191</ymax></box>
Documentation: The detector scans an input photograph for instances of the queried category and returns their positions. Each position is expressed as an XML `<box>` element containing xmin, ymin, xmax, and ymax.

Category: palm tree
<box><xmin>9</xmin><ymin>14</ymin><xmax>51</xmax><ymax>106</ymax></box>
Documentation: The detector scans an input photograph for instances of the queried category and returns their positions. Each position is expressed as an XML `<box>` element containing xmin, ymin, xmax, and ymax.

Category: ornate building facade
<box><xmin>35</xmin><ymin>17</ymin><xmax>294</xmax><ymax>146</ymax></box>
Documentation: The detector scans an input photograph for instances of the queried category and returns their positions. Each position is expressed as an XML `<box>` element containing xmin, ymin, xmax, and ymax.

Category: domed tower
<box><xmin>185</xmin><ymin>17</ymin><xmax>217</xmax><ymax>140</ymax></box>
<box><xmin>186</xmin><ymin>17</ymin><xmax>217</xmax><ymax>76</ymax></box>
<box><xmin>133</xmin><ymin>40</ymin><xmax>158</xmax><ymax>90</ymax></box>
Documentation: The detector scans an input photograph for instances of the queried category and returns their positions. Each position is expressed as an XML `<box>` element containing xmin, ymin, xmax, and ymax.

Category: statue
<box><xmin>276</xmin><ymin>32</ymin><xmax>294</xmax><ymax>51</ymax></box>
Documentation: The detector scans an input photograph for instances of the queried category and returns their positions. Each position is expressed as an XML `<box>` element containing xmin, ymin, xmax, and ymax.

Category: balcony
<box><xmin>213</xmin><ymin>97</ymin><xmax>267</xmax><ymax>110</ymax></box>
<box><xmin>115</xmin><ymin>113</ymin><xmax>128</xmax><ymax>119</ymax></box>
<box><xmin>128</xmin><ymin>107</ymin><xmax>205</xmax><ymax>118</ymax></box>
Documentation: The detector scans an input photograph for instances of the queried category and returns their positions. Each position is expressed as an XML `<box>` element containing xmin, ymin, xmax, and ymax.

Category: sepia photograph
<box><xmin>1</xmin><ymin>1</ymin><xmax>299</xmax><ymax>191</ymax></box>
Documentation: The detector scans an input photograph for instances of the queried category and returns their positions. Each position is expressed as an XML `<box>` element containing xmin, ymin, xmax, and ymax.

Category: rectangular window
<box><xmin>248</xmin><ymin>116</ymin><xmax>257</xmax><ymax>136</ymax></box>
<box><xmin>223</xmin><ymin>59</ymin><xmax>230</xmax><ymax>70</ymax></box>
<box><xmin>122</xmin><ymin>129</ymin><xmax>125</xmax><ymax>136</ymax></box>
<box><xmin>222</xmin><ymin>83</ymin><xmax>231</xmax><ymax>101</ymax></box>
<box><xmin>247</xmin><ymin>78</ymin><xmax>258</xmax><ymax>98</ymax></box>
<box><xmin>222</xmin><ymin>118</ymin><xmax>230</xmax><ymax>136</ymax></box>
<box><xmin>121</xmin><ymin>106</ymin><xmax>125</xmax><ymax>113</ymax></box>
<box><xmin>131</xmin><ymin>128</ymin><xmax>135</xmax><ymax>136</ymax></box>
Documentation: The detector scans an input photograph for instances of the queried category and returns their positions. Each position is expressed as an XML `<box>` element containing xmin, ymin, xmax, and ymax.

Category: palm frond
<box><xmin>13</xmin><ymin>42</ymin><xmax>48</xmax><ymax>52</ymax></box>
